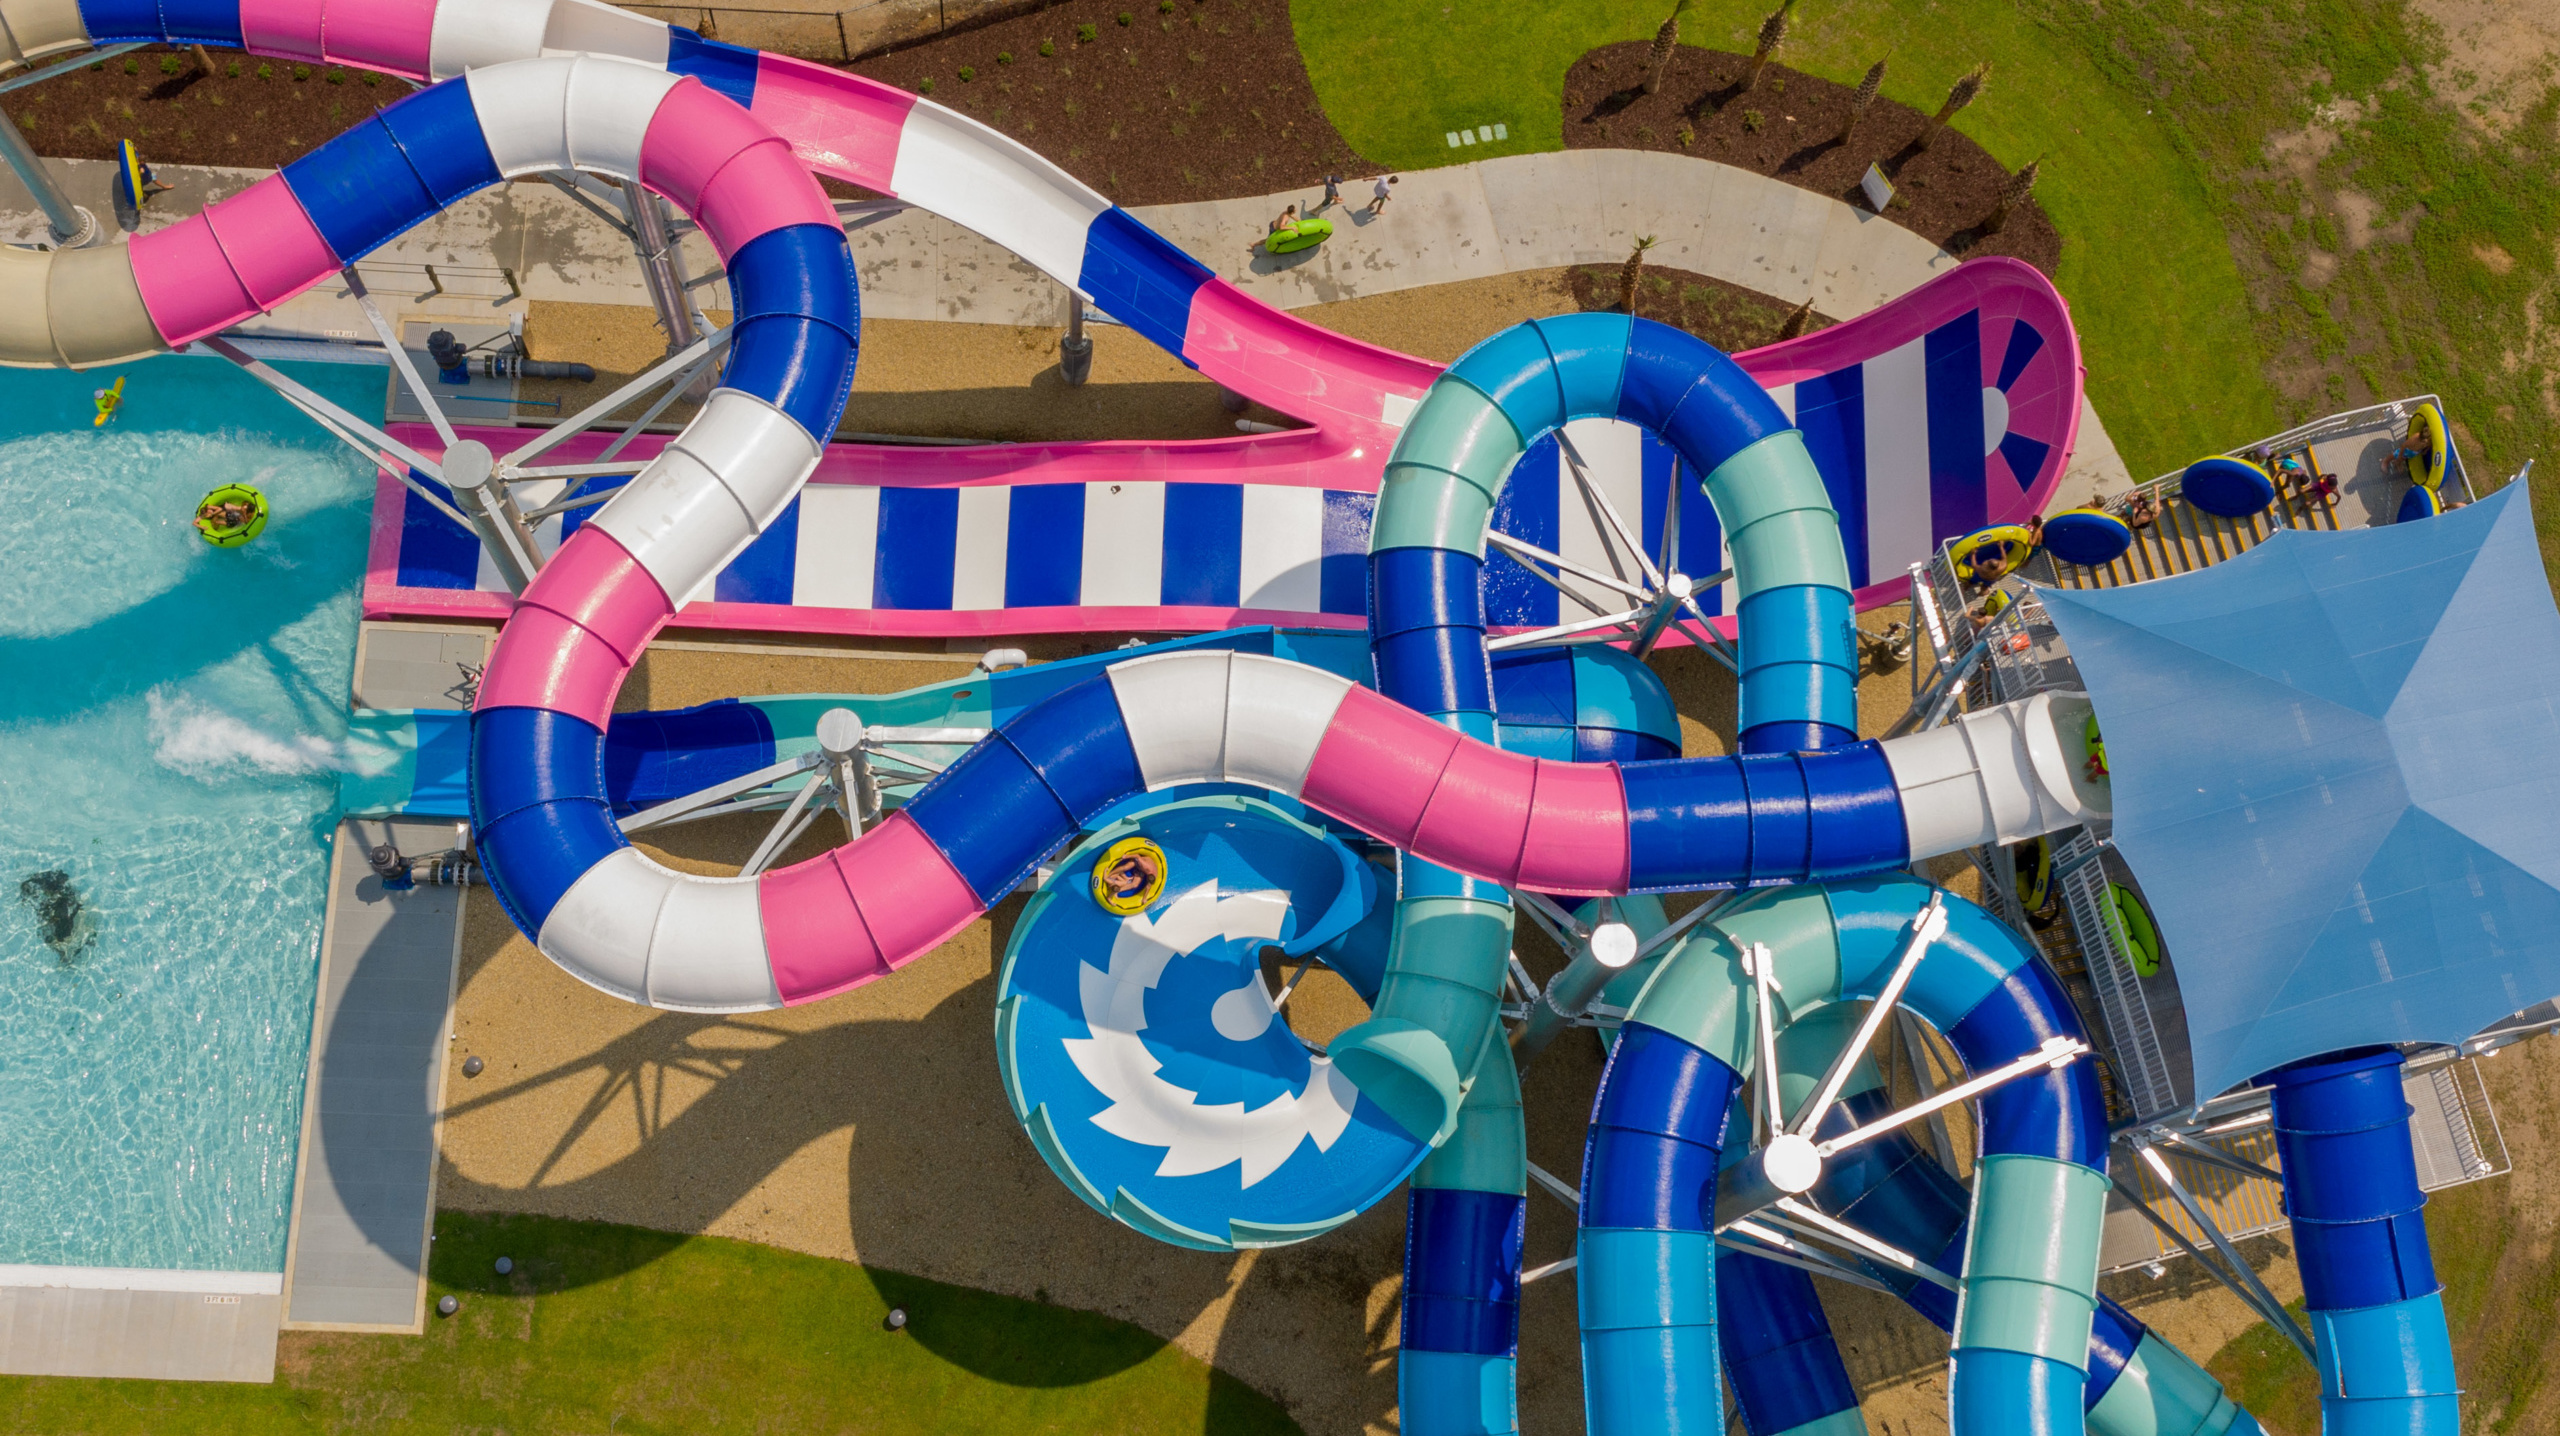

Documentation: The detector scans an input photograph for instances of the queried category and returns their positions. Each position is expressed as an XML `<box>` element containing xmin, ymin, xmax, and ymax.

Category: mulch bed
<box><xmin>1563</xmin><ymin>263</ymin><xmax>1836</xmax><ymax>353</ymax></box>
<box><xmin>846</xmin><ymin>0</ymin><xmax>1370</xmax><ymax>207</ymax></box>
<box><xmin>1</xmin><ymin>47</ymin><xmax>395</xmax><ymax>168</ymax></box>
<box><xmin>1563</xmin><ymin>42</ymin><xmax>2060</xmax><ymax>278</ymax></box>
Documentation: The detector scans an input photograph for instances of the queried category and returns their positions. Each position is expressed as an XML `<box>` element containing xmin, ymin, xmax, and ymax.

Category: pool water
<box><xmin>0</xmin><ymin>353</ymin><xmax>384</xmax><ymax>1273</ymax></box>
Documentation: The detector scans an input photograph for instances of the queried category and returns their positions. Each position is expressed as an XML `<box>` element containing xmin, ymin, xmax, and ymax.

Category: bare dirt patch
<box><xmin>1561</xmin><ymin>42</ymin><xmax>2060</xmax><ymax>279</ymax></box>
<box><xmin>847</xmin><ymin>0</ymin><xmax>1371</xmax><ymax>207</ymax></box>
<box><xmin>2413</xmin><ymin>0</ymin><xmax>2560</xmax><ymax>133</ymax></box>
<box><xmin>1</xmin><ymin>47</ymin><xmax>395</xmax><ymax>168</ymax></box>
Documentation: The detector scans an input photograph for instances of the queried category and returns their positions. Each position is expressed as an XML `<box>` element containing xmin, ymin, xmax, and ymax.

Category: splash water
<box><xmin>0</xmin><ymin>355</ymin><xmax>380</xmax><ymax>1272</ymax></box>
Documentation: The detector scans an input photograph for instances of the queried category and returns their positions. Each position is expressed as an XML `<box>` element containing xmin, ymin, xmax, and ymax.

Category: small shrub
<box><xmin>996</xmin><ymin>51</ymin><xmax>1013</xmax><ymax>64</ymax></box>
<box><xmin>1187</xmin><ymin>50</ymin><xmax>1205</xmax><ymax>64</ymax></box>
<box><xmin>326</xmin><ymin>67</ymin><xmax>346</xmax><ymax>84</ymax></box>
<box><xmin>1117</xmin><ymin>11</ymin><xmax>1132</xmax><ymax>24</ymax></box>
<box><xmin>918</xmin><ymin>77</ymin><xmax>935</xmax><ymax>93</ymax></box>
<box><xmin>1076</xmin><ymin>22</ymin><xmax>1097</xmax><ymax>41</ymax></box>
<box><xmin>1038</xmin><ymin>39</ymin><xmax>1054</xmax><ymax>56</ymax></box>
<box><xmin>361</xmin><ymin>71</ymin><xmax>379</xmax><ymax>86</ymax></box>
<box><xmin>292</xmin><ymin>64</ymin><xmax>311</xmax><ymax>80</ymax></box>
<box><xmin>1159</xmin><ymin>0</ymin><xmax>1174</xmax><ymax>12</ymax></box>
<box><xmin>1677</xmin><ymin>125</ymin><xmax>1695</xmax><ymax>146</ymax></box>
<box><xmin>957</xmin><ymin>66</ymin><xmax>974</xmax><ymax>81</ymax></box>
<box><xmin>159</xmin><ymin>54</ymin><xmax>181</xmax><ymax>75</ymax></box>
<box><xmin>255</xmin><ymin>62</ymin><xmax>272</xmax><ymax>79</ymax></box>
<box><xmin>123</xmin><ymin>56</ymin><xmax>139</xmax><ymax>73</ymax></box>
<box><xmin>1742</xmin><ymin>109</ymin><xmax>1764</xmax><ymax>132</ymax></box>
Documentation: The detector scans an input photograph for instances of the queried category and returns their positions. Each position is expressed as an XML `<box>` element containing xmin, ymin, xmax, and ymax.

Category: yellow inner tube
<box><xmin>1950</xmin><ymin>524</ymin><xmax>2035</xmax><ymax>581</ymax></box>
<box><xmin>2014</xmin><ymin>835</ymin><xmax>2053</xmax><ymax>917</ymax></box>
<box><xmin>2408</xmin><ymin>403</ymin><xmax>2447</xmax><ymax>490</ymax></box>
<box><xmin>194</xmin><ymin>484</ymin><xmax>269</xmax><ymax>548</ymax></box>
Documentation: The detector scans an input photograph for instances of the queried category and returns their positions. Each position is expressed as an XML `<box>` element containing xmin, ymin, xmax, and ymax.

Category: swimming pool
<box><xmin>0</xmin><ymin>352</ymin><xmax>384</xmax><ymax>1274</ymax></box>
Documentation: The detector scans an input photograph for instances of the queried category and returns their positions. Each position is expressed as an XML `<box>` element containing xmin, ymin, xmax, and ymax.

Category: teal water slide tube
<box><xmin>1727</xmin><ymin>1004</ymin><xmax>2264</xmax><ymax>1436</ymax></box>
<box><xmin>1355</xmin><ymin>313</ymin><xmax>2108</xmax><ymax>1434</ymax></box>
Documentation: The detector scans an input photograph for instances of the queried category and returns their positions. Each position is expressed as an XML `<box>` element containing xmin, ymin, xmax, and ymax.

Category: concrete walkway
<box><xmin>0</xmin><ymin>144</ymin><xmax>2132</xmax><ymax>497</ymax></box>
<box><xmin>840</xmin><ymin>149</ymin><xmax>2134</xmax><ymax>499</ymax></box>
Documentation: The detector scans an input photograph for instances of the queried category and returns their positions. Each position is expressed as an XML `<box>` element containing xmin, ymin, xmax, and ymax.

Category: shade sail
<box><xmin>2037</xmin><ymin>481</ymin><xmax>2560</xmax><ymax>1103</ymax></box>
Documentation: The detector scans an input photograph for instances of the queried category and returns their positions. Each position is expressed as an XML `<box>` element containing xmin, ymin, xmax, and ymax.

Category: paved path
<box><xmin>842</xmin><ymin>149</ymin><xmax>2134</xmax><ymax>499</ymax></box>
<box><xmin>0</xmin><ymin>145</ymin><xmax>2133</xmax><ymax>496</ymax></box>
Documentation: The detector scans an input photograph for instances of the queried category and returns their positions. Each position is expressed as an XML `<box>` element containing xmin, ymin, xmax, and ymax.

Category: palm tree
<box><xmin>1842</xmin><ymin>58</ymin><xmax>1887</xmax><ymax>141</ymax></box>
<box><xmin>1984</xmin><ymin>156</ymin><xmax>2042</xmax><ymax>234</ymax></box>
<box><xmin>1644</xmin><ymin>0</ymin><xmax>1692</xmax><ymax>96</ymax></box>
<box><xmin>1620</xmin><ymin>236</ymin><xmax>1658</xmax><ymax>315</ymax></box>
<box><xmin>1743</xmin><ymin>1</ymin><xmax>1794</xmax><ymax>94</ymax></box>
<box><xmin>1923</xmin><ymin>62</ymin><xmax>1990</xmax><ymax>149</ymax></box>
<box><xmin>1776</xmin><ymin>295</ymin><xmax>1817</xmax><ymax>341</ymax></box>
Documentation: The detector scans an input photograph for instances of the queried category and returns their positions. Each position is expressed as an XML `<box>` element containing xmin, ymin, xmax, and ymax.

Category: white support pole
<box><xmin>1513</xmin><ymin>920</ymin><xmax>1638</xmax><ymax>1063</ymax></box>
<box><xmin>1790</xmin><ymin>894</ymin><xmax>1947</xmax><ymax>1137</ymax></box>
<box><xmin>442</xmin><ymin>440</ymin><xmax>544</xmax><ymax>594</ymax></box>
<box><xmin>817</xmin><ymin>707</ymin><xmax>876</xmax><ymax>834</ymax></box>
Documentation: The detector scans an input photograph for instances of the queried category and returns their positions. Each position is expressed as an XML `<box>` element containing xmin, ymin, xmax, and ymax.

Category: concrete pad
<box><xmin>277</xmin><ymin>819</ymin><xmax>468</xmax><ymax>1334</ymax></box>
<box><xmin>0</xmin><ymin>1284</ymin><xmax>280</xmax><ymax>1383</ymax></box>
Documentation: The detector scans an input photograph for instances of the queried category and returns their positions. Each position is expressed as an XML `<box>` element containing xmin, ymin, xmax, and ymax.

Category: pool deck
<box><xmin>0</xmin><ymin>1269</ymin><xmax>282</xmax><ymax>1383</ymax></box>
<box><xmin>271</xmin><ymin>622</ymin><xmax>496</xmax><ymax>1335</ymax></box>
<box><xmin>276</xmin><ymin>814</ymin><xmax>469</xmax><ymax>1334</ymax></box>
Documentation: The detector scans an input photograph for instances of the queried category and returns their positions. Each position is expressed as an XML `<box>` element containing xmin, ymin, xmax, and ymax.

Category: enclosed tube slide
<box><xmin>1726</xmin><ymin>1003</ymin><xmax>2265</xmax><ymax>1436</ymax></box>
<box><xmin>3</xmin><ymin>0</ymin><xmax>1429</xmax><ymax>466</ymax></box>
<box><xmin>1331</xmin><ymin>312</ymin><xmax>2109</xmax><ymax>1154</ymax></box>
<box><xmin>2269</xmin><ymin>1049</ymin><xmax>2458</xmax><ymax>1436</ymax></box>
<box><xmin>1579</xmin><ymin>876</ymin><xmax>2112</xmax><ymax>1435</ymax></box>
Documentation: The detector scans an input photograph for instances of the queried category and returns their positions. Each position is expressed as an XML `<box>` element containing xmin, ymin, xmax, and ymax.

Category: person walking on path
<box><xmin>1317</xmin><ymin>174</ymin><xmax>1341</xmax><ymax>211</ymax></box>
<box><xmin>1366</xmin><ymin>175</ymin><xmax>1398</xmax><ymax>216</ymax></box>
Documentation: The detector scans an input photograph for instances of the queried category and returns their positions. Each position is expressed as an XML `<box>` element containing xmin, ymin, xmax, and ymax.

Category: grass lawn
<box><xmin>1296</xmin><ymin>0</ymin><xmax>2560</xmax><ymax>552</ymax></box>
<box><xmin>2026</xmin><ymin>0</ymin><xmax>2560</xmax><ymax>575</ymax></box>
<box><xmin>1293</xmin><ymin>0</ymin><xmax>2281</xmax><ymax>483</ymax></box>
<box><xmin>0</xmin><ymin>1212</ymin><xmax>1299</xmax><ymax>1435</ymax></box>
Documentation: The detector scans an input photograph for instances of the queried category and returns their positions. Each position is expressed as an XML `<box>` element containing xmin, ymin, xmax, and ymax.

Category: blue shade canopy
<box><xmin>2037</xmin><ymin>482</ymin><xmax>2560</xmax><ymax>1104</ymax></box>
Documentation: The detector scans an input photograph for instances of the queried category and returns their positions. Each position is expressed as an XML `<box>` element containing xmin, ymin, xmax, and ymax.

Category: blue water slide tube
<box><xmin>1735</xmin><ymin>1007</ymin><xmax>2265</xmax><ymax>1436</ymax></box>
<box><xmin>1402</xmin><ymin>1042</ymin><xmax>1529</xmax><ymax>1436</ymax></box>
<box><xmin>2269</xmin><ymin>1048</ymin><xmax>2458</xmax><ymax>1435</ymax></box>
<box><xmin>1577</xmin><ymin>875</ymin><xmax>2112</xmax><ymax>1436</ymax></box>
<box><xmin>1392</xmin><ymin>646</ymin><xmax>1675</xmax><ymax>1435</ymax></box>
<box><xmin>1367</xmin><ymin>313</ymin><xmax>1857</xmax><ymax>756</ymax></box>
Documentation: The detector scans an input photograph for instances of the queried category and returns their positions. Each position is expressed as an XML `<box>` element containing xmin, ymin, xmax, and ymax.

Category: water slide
<box><xmin>0</xmin><ymin>3</ymin><xmax>2453</xmax><ymax>1431</ymax></box>
<box><xmin>341</xmin><ymin>628</ymin><xmax>1681</xmax><ymax>822</ymax></box>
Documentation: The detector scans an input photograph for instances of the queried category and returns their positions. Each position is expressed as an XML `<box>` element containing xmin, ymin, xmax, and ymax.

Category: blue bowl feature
<box><xmin>994</xmin><ymin>794</ymin><xmax>1427</xmax><ymax>1251</ymax></box>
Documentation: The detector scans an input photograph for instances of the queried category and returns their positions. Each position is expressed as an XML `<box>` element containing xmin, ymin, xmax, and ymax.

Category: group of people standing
<box><xmin>1249</xmin><ymin>173</ymin><xmax>1399</xmax><ymax>256</ymax></box>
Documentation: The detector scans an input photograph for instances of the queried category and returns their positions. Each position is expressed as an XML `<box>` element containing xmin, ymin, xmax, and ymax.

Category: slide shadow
<box><xmin>0</xmin><ymin>488</ymin><xmax>371</xmax><ymax>725</ymax></box>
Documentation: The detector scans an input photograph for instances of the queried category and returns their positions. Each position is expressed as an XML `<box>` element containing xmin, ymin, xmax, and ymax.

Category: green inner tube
<box><xmin>2107</xmin><ymin>882</ymin><xmax>2161</xmax><ymax>977</ymax></box>
<box><xmin>1267</xmin><ymin>217</ymin><xmax>1333</xmax><ymax>254</ymax></box>
<box><xmin>195</xmin><ymin>484</ymin><xmax>269</xmax><ymax>548</ymax></box>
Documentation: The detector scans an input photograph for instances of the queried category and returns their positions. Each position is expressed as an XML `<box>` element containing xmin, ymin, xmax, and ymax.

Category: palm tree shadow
<box><xmin>1584</xmin><ymin>86</ymin><xmax>1645</xmax><ymax>121</ymax></box>
<box><xmin>1781</xmin><ymin>133</ymin><xmax>1847</xmax><ymax>175</ymax></box>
